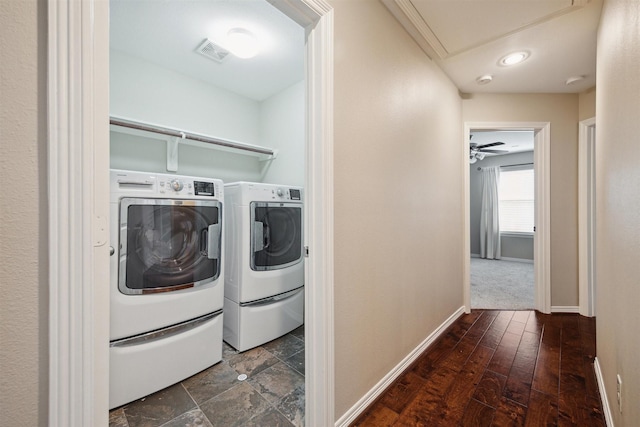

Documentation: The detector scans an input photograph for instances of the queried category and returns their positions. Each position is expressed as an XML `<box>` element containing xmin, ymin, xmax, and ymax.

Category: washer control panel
<box><xmin>158</xmin><ymin>178</ymin><xmax>219</xmax><ymax>197</ymax></box>
<box><xmin>111</xmin><ymin>169</ymin><xmax>222</xmax><ymax>199</ymax></box>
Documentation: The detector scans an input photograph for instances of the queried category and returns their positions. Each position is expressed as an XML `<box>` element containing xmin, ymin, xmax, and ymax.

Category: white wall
<box><xmin>331</xmin><ymin>0</ymin><xmax>464</xmax><ymax>419</ymax></box>
<box><xmin>110</xmin><ymin>49</ymin><xmax>304</xmax><ymax>184</ymax></box>
<box><xmin>0</xmin><ymin>0</ymin><xmax>48</xmax><ymax>425</ymax></box>
<box><xmin>260</xmin><ymin>81</ymin><xmax>305</xmax><ymax>186</ymax></box>
<box><xmin>470</xmin><ymin>151</ymin><xmax>535</xmax><ymax>260</ymax></box>
<box><xmin>595</xmin><ymin>0</ymin><xmax>640</xmax><ymax>424</ymax></box>
<box><xmin>110</xmin><ymin>49</ymin><xmax>261</xmax><ymax>144</ymax></box>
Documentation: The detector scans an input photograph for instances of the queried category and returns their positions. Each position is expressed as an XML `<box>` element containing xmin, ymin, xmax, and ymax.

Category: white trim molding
<box><xmin>48</xmin><ymin>0</ymin><xmax>111</xmax><ymax>425</ymax></box>
<box><xmin>464</xmin><ymin>122</ymin><xmax>551</xmax><ymax>314</ymax></box>
<box><xmin>501</xmin><ymin>257</ymin><xmax>534</xmax><ymax>264</ymax></box>
<box><xmin>550</xmin><ymin>306</ymin><xmax>580</xmax><ymax>313</ymax></box>
<box><xmin>579</xmin><ymin>117</ymin><xmax>597</xmax><ymax>317</ymax></box>
<box><xmin>283</xmin><ymin>1</ymin><xmax>336</xmax><ymax>425</ymax></box>
<box><xmin>594</xmin><ymin>357</ymin><xmax>615</xmax><ymax>427</ymax></box>
<box><xmin>334</xmin><ymin>307</ymin><xmax>466</xmax><ymax>427</ymax></box>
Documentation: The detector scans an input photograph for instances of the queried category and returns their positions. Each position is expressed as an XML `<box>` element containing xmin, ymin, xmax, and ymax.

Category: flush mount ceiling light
<box><xmin>499</xmin><ymin>51</ymin><xmax>530</xmax><ymax>66</ymax></box>
<box><xmin>225</xmin><ymin>28</ymin><xmax>259</xmax><ymax>59</ymax></box>
<box><xmin>476</xmin><ymin>74</ymin><xmax>493</xmax><ymax>85</ymax></box>
<box><xmin>565</xmin><ymin>75</ymin><xmax>585</xmax><ymax>86</ymax></box>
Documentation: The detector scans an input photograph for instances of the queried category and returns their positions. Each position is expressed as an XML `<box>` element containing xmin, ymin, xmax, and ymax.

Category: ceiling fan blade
<box><xmin>476</xmin><ymin>141</ymin><xmax>505</xmax><ymax>149</ymax></box>
<box><xmin>479</xmin><ymin>149</ymin><xmax>508</xmax><ymax>154</ymax></box>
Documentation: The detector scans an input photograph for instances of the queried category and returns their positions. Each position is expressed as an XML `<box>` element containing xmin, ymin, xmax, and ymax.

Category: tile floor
<box><xmin>109</xmin><ymin>326</ymin><xmax>305</xmax><ymax>427</ymax></box>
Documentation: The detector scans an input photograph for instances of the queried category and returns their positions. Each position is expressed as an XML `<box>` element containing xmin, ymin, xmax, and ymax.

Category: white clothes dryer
<box><xmin>109</xmin><ymin>169</ymin><xmax>225</xmax><ymax>409</ymax></box>
<box><xmin>223</xmin><ymin>182</ymin><xmax>304</xmax><ymax>352</ymax></box>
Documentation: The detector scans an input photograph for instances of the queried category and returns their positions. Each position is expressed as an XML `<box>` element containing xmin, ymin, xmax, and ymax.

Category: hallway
<box><xmin>353</xmin><ymin>310</ymin><xmax>604</xmax><ymax>426</ymax></box>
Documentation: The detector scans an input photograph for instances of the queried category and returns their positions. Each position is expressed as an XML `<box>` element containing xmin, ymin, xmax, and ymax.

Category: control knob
<box><xmin>276</xmin><ymin>188</ymin><xmax>284</xmax><ymax>197</ymax></box>
<box><xmin>170</xmin><ymin>179</ymin><xmax>184</xmax><ymax>192</ymax></box>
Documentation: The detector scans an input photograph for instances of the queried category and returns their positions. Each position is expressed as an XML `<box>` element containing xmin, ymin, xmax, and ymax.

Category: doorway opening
<box><xmin>463</xmin><ymin>122</ymin><xmax>551</xmax><ymax>314</ymax></box>
<box><xmin>47</xmin><ymin>0</ymin><xmax>334</xmax><ymax>425</ymax></box>
<box><xmin>579</xmin><ymin>117</ymin><xmax>596</xmax><ymax>317</ymax></box>
<box><xmin>469</xmin><ymin>129</ymin><xmax>535</xmax><ymax>310</ymax></box>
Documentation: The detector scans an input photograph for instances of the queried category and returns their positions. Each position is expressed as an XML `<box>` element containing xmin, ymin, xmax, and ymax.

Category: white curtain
<box><xmin>480</xmin><ymin>166</ymin><xmax>501</xmax><ymax>259</ymax></box>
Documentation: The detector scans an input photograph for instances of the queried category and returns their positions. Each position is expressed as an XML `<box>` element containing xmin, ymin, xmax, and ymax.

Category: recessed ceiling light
<box><xmin>476</xmin><ymin>74</ymin><xmax>493</xmax><ymax>85</ymax></box>
<box><xmin>499</xmin><ymin>51</ymin><xmax>530</xmax><ymax>66</ymax></box>
<box><xmin>225</xmin><ymin>28</ymin><xmax>259</xmax><ymax>59</ymax></box>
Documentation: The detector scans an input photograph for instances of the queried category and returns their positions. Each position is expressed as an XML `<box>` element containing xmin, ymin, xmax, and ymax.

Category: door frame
<box><xmin>47</xmin><ymin>0</ymin><xmax>335</xmax><ymax>425</ymax></box>
<box><xmin>578</xmin><ymin>117</ymin><xmax>596</xmax><ymax>317</ymax></box>
<box><xmin>463</xmin><ymin>122</ymin><xmax>551</xmax><ymax>314</ymax></box>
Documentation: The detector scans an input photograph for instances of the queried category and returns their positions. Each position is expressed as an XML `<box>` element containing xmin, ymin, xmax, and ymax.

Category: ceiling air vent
<box><xmin>195</xmin><ymin>39</ymin><xmax>230</xmax><ymax>63</ymax></box>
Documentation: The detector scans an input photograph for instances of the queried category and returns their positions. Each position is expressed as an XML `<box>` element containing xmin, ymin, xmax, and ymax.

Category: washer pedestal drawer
<box><xmin>109</xmin><ymin>310</ymin><xmax>223</xmax><ymax>409</ymax></box>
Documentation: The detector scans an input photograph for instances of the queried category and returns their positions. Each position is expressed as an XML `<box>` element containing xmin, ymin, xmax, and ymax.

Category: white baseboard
<box><xmin>550</xmin><ymin>306</ymin><xmax>580</xmax><ymax>313</ymax></box>
<box><xmin>594</xmin><ymin>357</ymin><xmax>615</xmax><ymax>427</ymax></box>
<box><xmin>334</xmin><ymin>306</ymin><xmax>466</xmax><ymax>427</ymax></box>
<box><xmin>470</xmin><ymin>253</ymin><xmax>534</xmax><ymax>264</ymax></box>
<box><xmin>501</xmin><ymin>256</ymin><xmax>534</xmax><ymax>264</ymax></box>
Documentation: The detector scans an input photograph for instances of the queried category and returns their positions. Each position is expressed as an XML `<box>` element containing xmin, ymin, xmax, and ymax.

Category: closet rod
<box><xmin>110</xmin><ymin>117</ymin><xmax>275</xmax><ymax>156</ymax></box>
<box><xmin>477</xmin><ymin>162</ymin><xmax>533</xmax><ymax>171</ymax></box>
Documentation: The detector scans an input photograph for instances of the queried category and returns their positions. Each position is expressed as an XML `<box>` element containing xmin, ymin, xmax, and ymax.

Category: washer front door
<box><xmin>120</xmin><ymin>198</ymin><xmax>222</xmax><ymax>294</ymax></box>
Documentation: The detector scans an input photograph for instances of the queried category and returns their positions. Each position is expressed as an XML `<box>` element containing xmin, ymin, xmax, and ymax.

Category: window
<box><xmin>499</xmin><ymin>167</ymin><xmax>534</xmax><ymax>234</ymax></box>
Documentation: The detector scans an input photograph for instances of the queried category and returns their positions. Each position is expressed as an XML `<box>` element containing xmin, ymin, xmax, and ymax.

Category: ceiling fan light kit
<box><xmin>469</xmin><ymin>139</ymin><xmax>508</xmax><ymax>164</ymax></box>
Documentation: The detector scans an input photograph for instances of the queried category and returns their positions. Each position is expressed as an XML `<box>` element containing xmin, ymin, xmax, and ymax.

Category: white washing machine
<box><xmin>224</xmin><ymin>182</ymin><xmax>304</xmax><ymax>352</ymax></box>
<box><xmin>109</xmin><ymin>169</ymin><xmax>225</xmax><ymax>409</ymax></box>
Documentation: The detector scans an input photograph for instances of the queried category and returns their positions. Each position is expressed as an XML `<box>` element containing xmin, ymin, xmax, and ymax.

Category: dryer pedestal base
<box><xmin>223</xmin><ymin>288</ymin><xmax>304</xmax><ymax>352</ymax></box>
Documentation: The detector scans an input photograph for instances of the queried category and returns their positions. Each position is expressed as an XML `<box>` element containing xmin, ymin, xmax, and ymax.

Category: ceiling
<box><xmin>382</xmin><ymin>0</ymin><xmax>603</xmax><ymax>94</ymax></box>
<box><xmin>110</xmin><ymin>0</ymin><xmax>602</xmax><ymax>102</ymax></box>
<box><xmin>109</xmin><ymin>0</ymin><xmax>304</xmax><ymax>102</ymax></box>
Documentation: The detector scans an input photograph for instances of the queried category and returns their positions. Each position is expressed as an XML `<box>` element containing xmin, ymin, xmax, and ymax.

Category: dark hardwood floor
<box><xmin>352</xmin><ymin>310</ymin><xmax>605</xmax><ymax>426</ymax></box>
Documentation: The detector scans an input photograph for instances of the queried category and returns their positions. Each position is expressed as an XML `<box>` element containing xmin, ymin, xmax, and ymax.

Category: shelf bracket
<box><xmin>166</xmin><ymin>134</ymin><xmax>183</xmax><ymax>172</ymax></box>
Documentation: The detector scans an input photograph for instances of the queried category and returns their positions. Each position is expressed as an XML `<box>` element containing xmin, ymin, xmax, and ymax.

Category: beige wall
<box><xmin>330</xmin><ymin>0</ymin><xmax>464</xmax><ymax>419</ymax></box>
<box><xmin>595</xmin><ymin>0</ymin><xmax>640</xmax><ymax>424</ymax></box>
<box><xmin>0</xmin><ymin>0</ymin><xmax>48</xmax><ymax>425</ymax></box>
<box><xmin>463</xmin><ymin>94</ymin><xmax>580</xmax><ymax>307</ymax></box>
<box><xmin>579</xmin><ymin>87</ymin><xmax>597</xmax><ymax>121</ymax></box>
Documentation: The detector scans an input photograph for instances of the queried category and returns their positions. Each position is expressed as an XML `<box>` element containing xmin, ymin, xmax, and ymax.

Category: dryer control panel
<box><xmin>271</xmin><ymin>187</ymin><xmax>302</xmax><ymax>201</ymax></box>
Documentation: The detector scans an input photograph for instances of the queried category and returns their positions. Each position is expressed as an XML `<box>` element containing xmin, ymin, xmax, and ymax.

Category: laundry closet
<box><xmin>108</xmin><ymin>0</ymin><xmax>306</xmax><ymax>413</ymax></box>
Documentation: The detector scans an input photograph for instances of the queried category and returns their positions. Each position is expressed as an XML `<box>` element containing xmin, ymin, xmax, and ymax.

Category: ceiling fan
<box><xmin>469</xmin><ymin>138</ymin><xmax>508</xmax><ymax>163</ymax></box>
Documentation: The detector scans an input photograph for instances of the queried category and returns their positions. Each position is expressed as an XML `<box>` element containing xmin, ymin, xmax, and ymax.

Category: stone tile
<box><xmin>289</xmin><ymin>325</ymin><xmax>305</xmax><ymax>341</ymax></box>
<box><xmin>263</xmin><ymin>334</ymin><xmax>305</xmax><ymax>360</ymax></box>
<box><xmin>222</xmin><ymin>342</ymin><xmax>238</xmax><ymax>362</ymax></box>
<box><xmin>109</xmin><ymin>408</ymin><xmax>129</xmax><ymax>427</ymax></box>
<box><xmin>283</xmin><ymin>350</ymin><xmax>305</xmax><ymax>376</ymax></box>
<box><xmin>277</xmin><ymin>385</ymin><xmax>305</xmax><ymax>427</ymax></box>
<box><xmin>160</xmin><ymin>409</ymin><xmax>213</xmax><ymax>427</ymax></box>
<box><xmin>123</xmin><ymin>383</ymin><xmax>196</xmax><ymax>427</ymax></box>
<box><xmin>182</xmin><ymin>361</ymin><xmax>240</xmax><ymax>404</ymax></box>
<box><xmin>199</xmin><ymin>382</ymin><xmax>272</xmax><ymax>427</ymax></box>
<box><xmin>247</xmin><ymin>362</ymin><xmax>305</xmax><ymax>405</ymax></box>
<box><xmin>227</xmin><ymin>346</ymin><xmax>279</xmax><ymax>377</ymax></box>
<box><xmin>246</xmin><ymin>407</ymin><xmax>295</xmax><ymax>427</ymax></box>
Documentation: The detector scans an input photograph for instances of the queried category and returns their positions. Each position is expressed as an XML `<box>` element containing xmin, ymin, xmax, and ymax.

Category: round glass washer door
<box><xmin>119</xmin><ymin>198</ymin><xmax>221</xmax><ymax>294</ymax></box>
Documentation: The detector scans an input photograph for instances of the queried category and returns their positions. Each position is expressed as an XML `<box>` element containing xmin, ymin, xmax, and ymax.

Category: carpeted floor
<box><xmin>470</xmin><ymin>257</ymin><xmax>534</xmax><ymax>310</ymax></box>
